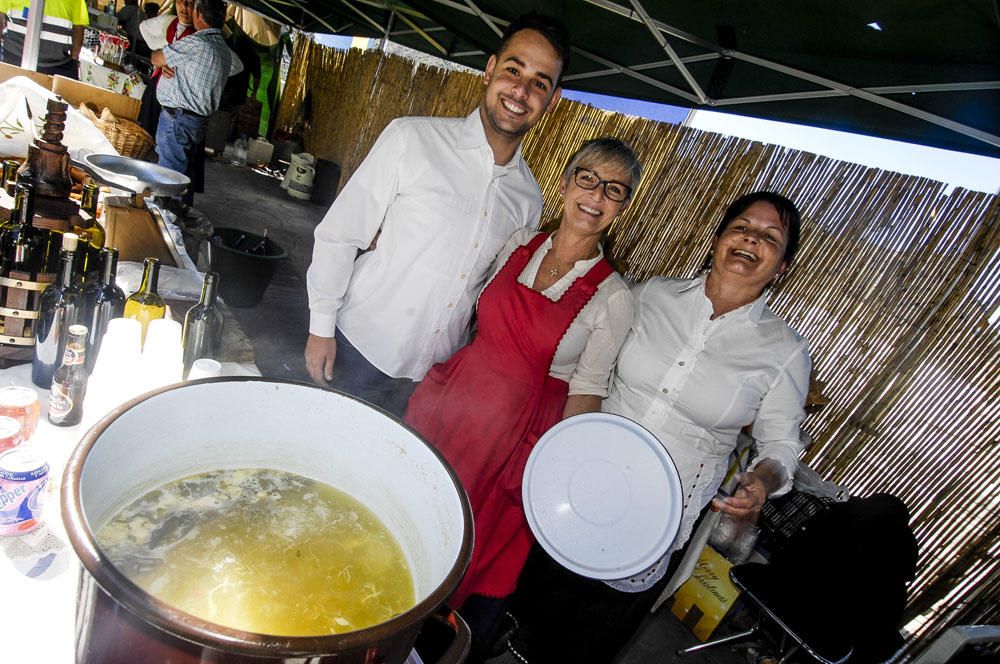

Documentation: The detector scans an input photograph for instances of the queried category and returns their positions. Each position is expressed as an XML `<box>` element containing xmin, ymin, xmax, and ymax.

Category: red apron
<box><xmin>404</xmin><ymin>232</ymin><xmax>613</xmax><ymax>605</ymax></box>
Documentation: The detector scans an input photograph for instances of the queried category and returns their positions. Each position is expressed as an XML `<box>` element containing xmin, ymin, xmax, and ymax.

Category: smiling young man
<box><xmin>305</xmin><ymin>12</ymin><xmax>570</xmax><ymax>417</ymax></box>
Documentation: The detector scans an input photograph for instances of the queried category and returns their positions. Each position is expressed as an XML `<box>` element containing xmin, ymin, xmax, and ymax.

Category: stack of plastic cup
<box><xmin>84</xmin><ymin>317</ymin><xmax>144</xmax><ymax>429</ymax></box>
<box><xmin>139</xmin><ymin>318</ymin><xmax>184</xmax><ymax>393</ymax></box>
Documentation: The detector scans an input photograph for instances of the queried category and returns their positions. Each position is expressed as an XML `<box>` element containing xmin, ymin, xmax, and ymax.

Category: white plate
<box><xmin>522</xmin><ymin>412</ymin><xmax>683</xmax><ymax>579</ymax></box>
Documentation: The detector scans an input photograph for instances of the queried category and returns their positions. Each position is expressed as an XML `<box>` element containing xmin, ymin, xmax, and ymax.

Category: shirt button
<box><xmin>678</xmin><ymin>361</ymin><xmax>685</xmax><ymax>366</ymax></box>
<box><xmin>474</xmin><ymin>242</ymin><xmax>480</xmax><ymax>248</ymax></box>
<box><xmin>460</xmin><ymin>273</ymin><xmax>466</xmax><ymax>279</ymax></box>
<box><xmin>661</xmin><ymin>388</ymin><xmax>668</xmax><ymax>394</ymax></box>
<box><xmin>447</xmin><ymin>303</ymin><xmax>453</xmax><ymax>308</ymax></box>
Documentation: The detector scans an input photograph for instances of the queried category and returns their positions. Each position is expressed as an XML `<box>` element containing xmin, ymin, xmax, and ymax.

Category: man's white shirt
<box><xmin>306</xmin><ymin>109</ymin><xmax>543</xmax><ymax>380</ymax></box>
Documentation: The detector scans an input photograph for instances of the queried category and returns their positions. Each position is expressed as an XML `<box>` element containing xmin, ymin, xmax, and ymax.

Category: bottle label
<box><xmin>47</xmin><ymin>384</ymin><xmax>74</xmax><ymax>423</ymax></box>
<box><xmin>60</xmin><ymin>346</ymin><xmax>85</xmax><ymax>366</ymax></box>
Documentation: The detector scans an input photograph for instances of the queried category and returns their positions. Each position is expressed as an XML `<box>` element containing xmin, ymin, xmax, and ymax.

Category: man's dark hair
<box><xmin>496</xmin><ymin>12</ymin><xmax>571</xmax><ymax>87</ymax></box>
<box><xmin>144</xmin><ymin>2</ymin><xmax>159</xmax><ymax>18</ymax></box>
<box><xmin>194</xmin><ymin>0</ymin><xmax>226</xmax><ymax>28</ymax></box>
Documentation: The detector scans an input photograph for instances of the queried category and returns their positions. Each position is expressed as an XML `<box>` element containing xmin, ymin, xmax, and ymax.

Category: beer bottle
<box><xmin>48</xmin><ymin>323</ymin><xmax>89</xmax><ymax>426</ymax></box>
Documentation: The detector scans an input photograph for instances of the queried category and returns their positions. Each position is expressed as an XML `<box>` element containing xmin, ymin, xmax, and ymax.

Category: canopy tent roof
<box><xmin>232</xmin><ymin>0</ymin><xmax>1000</xmax><ymax>159</ymax></box>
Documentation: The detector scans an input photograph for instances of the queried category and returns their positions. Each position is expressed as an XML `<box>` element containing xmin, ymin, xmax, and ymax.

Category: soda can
<box><xmin>0</xmin><ymin>386</ymin><xmax>41</xmax><ymax>440</ymax></box>
<box><xmin>0</xmin><ymin>447</ymin><xmax>49</xmax><ymax>536</ymax></box>
<box><xmin>0</xmin><ymin>416</ymin><xmax>22</xmax><ymax>452</ymax></box>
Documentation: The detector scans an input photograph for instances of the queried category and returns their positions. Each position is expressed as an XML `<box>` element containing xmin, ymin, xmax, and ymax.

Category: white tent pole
<box><xmin>462</xmin><ymin>0</ymin><xmax>502</xmax><ymax>38</ymax></box>
<box><xmin>20</xmin><ymin>0</ymin><xmax>46</xmax><ymax>71</ymax></box>
<box><xmin>628</xmin><ymin>0</ymin><xmax>706</xmax><ymax>103</ymax></box>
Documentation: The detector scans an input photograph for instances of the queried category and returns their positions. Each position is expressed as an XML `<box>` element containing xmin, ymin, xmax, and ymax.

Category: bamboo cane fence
<box><xmin>276</xmin><ymin>39</ymin><xmax>1000</xmax><ymax>655</ymax></box>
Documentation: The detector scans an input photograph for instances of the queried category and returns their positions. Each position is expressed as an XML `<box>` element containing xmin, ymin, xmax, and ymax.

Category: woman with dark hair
<box><xmin>506</xmin><ymin>191</ymin><xmax>811</xmax><ymax>663</ymax></box>
<box><xmin>404</xmin><ymin>137</ymin><xmax>641</xmax><ymax>661</ymax></box>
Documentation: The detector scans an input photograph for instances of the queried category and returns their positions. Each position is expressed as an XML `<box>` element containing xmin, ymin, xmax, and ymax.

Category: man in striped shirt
<box><xmin>150</xmin><ymin>0</ymin><xmax>229</xmax><ymax>207</ymax></box>
<box><xmin>0</xmin><ymin>0</ymin><xmax>89</xmax><ymax>79</ymax></box>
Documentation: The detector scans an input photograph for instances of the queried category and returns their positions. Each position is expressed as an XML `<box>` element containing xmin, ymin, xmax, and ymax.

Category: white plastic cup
<box><xmin>187</xmin><ymin>358</ymin><xmax>222</xmax><ymax>381</ymax></box>
<box><xmin>139</xmin><ymin>318</ymin><xmax>183</xmax><ymax>389</ymax></box>
<box><xmin>97</xmin><ymin>318</ymin><xmax>142</xmax><ymax>371</ymax></box>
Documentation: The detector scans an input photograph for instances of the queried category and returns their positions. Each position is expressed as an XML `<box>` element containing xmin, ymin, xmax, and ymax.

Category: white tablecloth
<box><xmin>0</xmin><ymin>361</ymin><xmax>260</xmax><ymax>663</ymax></box>
<box><xmin>78</xmin><ymin>60</ymin><xmax>147</xmax><ymax>100</ymax></box>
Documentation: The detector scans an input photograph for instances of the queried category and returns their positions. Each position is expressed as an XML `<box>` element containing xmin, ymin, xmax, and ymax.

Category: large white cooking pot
<box><xmin>62</xmin><ymin>378</ymin><xmax>473</xmax><ymax>663</ymax></box>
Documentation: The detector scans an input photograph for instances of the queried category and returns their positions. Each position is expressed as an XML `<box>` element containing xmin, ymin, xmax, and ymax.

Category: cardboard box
<box><xmin>52</xmin><ymin>75</ymin><xmax>140</xmax><ymax>121</ymax></box>
<box><xmin>670</xmin><ymin>545</ymin><xmax>741</xmax><ymax>641</ymax></box>
<box><xmin>0</xmin><ymin>64</ymin><xmax>140</xmax><ymax>121</ymax></box>
<box><xmin>0</xmin><ymin>61</ymin><xmax>53</xmax><ymax>89</ymax></box>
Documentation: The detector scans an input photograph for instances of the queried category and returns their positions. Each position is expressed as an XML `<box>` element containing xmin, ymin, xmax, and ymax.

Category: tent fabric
<box><xmin>227</xmin><ymin>5</ymin><xmax>281</xmax><ymax>47</ymax></box>
<box><xmin>229</xmin><ymin>0</ymin><xmax>1000</xmax><ymax>159</ymax></box>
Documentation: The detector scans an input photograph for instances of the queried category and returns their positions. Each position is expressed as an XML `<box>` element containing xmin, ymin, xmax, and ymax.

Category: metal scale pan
<box><xmin>74</xmin><ymin>153</ymin><xmax>188</xmax><ymax>267</ymax></box>
<box><xmin>75</xmin><ymin>153</ymin><xmax>190</xmax><ymax>198</ymax></box>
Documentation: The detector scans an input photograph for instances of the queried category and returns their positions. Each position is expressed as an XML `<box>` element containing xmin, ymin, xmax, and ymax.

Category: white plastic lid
<box><xmin>522</xmin><ymin>412</ymin><xmax>683</xmax><ymax>579</ymax></box>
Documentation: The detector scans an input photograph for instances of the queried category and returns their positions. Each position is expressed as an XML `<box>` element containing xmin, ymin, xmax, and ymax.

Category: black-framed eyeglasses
<box><xmin>573</xmin><ymin>167</ymin><xmax>632</xmax><ymax>202</ymax></box>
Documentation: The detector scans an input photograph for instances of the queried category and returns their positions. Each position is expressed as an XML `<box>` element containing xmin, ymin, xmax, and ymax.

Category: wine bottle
<box><xmin>74</xmin><ymin>184</ymin><xmax>106</xmax><ymax>280</ymax></box>
<box><xmin>182</xmin><ymin>271</ymin><xmax>224</xmax><ymax>377</ymax></box>
<box><xmin>32</xmin><ymin>233</ymin><xmax>82</xmax><ymax>388</ymax></box>
<box><xmin>0</xmin><ymin>180</ymin><xmax>25</xmax><ymax>235</ymax></box>
<box><xmin>123</xmin><ymin>256</ymin><xmax>166</xmax><ymax>345</ymax></box>
<box><xmin>82</xmin><ymin>247</ymin><xmax>126</xmax><ymax>373</ymax></box>
<box><xmin>0</xmin><ymin>184</ymin><xmax>24</xmax><ymax>287</ymax></box>
<box><xmin>246</xmin><ymin>229</ymin><xmax>269</xmax><ymax>255</ymax></box>
<box><xmin>1</xmin><ymin>181</ymin><xmax>44</xmax><ymax>277</ymax></box>
<box><xmin>1</xmin><ymin>159</ymin><xmax>19</xmax><ymax>196</ymax></box>
<box><xmin>48</xmin><ymin>323</ymin><xmax>89</xmax><ymax>427</ymax></box>
<box><xmin>81</xmin><ymin>182</ymin><xmax>99</xmax><ymax>216</ymax></box>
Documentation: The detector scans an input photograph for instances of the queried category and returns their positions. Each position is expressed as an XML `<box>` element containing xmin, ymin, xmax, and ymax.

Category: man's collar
<box><xmin>459</xmin><ymin>108</ymin><xmax>524</xmax><ymax>170</ymax></box>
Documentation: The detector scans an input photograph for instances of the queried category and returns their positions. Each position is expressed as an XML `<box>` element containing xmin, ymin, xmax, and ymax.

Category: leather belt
<box><xmin>162</xmin><ymin>106</ymin><xmax>206</xmax><ymax>119</ymax></box>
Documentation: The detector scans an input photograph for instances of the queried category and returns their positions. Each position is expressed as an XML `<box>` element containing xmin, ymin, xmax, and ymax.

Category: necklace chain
<box><xmin>546</xmin><ymin>248</ymin><xmax>574</xmax><ymax>278</ymax></box>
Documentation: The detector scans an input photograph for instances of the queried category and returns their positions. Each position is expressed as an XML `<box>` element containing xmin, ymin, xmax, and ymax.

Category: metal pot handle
<box><xmin>428</xmin><ymin>607</ymin><xmax>470</xmax><ymax>664</ymax></box>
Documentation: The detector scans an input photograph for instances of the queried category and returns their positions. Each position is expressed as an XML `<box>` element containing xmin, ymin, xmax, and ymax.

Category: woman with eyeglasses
<box><xmin>505</xmin><ymin>191</ymin><xmax>811</xmax><ymax>664</ymax></box>
<box><xmin>403</xmin><ymin>137</ymin><xmax>640</xmax><ymax>661</ymax></box>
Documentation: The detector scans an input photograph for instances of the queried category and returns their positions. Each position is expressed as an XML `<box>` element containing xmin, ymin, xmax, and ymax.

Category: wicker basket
<box><xmin>79</xmin><ymin>103</ymin><xmax>154</xmax><ymax>160</ymax></box>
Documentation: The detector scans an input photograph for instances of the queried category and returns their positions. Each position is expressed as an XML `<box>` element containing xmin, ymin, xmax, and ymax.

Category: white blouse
<box><xmin>482</xmin><ymin>229</ymin><xmax>634</xmax><ymax>396</ymax></box>
<box><xmin>602</xmin><ymin>276</ymin><xmax>810</xmax><ymax>591</ymax></box>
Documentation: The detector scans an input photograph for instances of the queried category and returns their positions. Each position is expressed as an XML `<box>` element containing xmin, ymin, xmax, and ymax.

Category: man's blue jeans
<box><xmin>331</xmin><ymin>328</ymin><xmax>419</xmax><ymax>419</ymax></box>
<box><xmin>156</xmin><ymin>108</ymin><xmax>207</xmax><ymax>206</ymax></box>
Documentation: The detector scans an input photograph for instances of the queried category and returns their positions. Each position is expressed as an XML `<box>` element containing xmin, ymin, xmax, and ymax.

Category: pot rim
<box><xmin>61</xmin><ymin>376</ymin><xmax>474</xmax><ymax>657</ymax></box>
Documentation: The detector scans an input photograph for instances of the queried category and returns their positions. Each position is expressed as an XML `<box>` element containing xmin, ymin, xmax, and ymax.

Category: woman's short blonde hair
<box><xmin>562</xmin><ymin>137</ymin><xmax>642</xmax><ymax>195</ymax></box>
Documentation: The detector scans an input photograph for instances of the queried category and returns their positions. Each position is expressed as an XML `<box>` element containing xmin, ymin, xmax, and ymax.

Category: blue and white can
<box><xmin>0</xmin><ymin>447</ymin><xmax>49</xmax><ymax>536</ymax></box>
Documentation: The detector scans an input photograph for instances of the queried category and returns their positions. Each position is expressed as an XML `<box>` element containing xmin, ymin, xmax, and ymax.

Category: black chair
<box><xmin>680</xmin><ymin>493</ymin><xmax>919</xmax><ymax>664</ymax></box>
<box><xmin>677</xmin><ymin>562</ymin><xmax>854</xmax><ymax>663</ymax></box>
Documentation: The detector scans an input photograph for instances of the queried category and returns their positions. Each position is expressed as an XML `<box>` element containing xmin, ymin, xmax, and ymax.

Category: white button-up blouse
<box><xmin>602</xmin><ymin>276</ymin><xmax>810</xmax><ymax>590</ymax></box>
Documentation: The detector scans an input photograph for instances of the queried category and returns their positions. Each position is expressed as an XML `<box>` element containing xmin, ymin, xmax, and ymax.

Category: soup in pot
<box><xmin>96</xmin><ymin>468</ymin><xmax>415</xmax><ymax>636</ymax></box>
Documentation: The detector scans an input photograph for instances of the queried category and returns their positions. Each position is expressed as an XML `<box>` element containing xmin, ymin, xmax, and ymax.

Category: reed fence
<box><xmin>275</xmin><ymin>39</ymin><xmax>1000</xmax><ymax>655</ymax></box>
